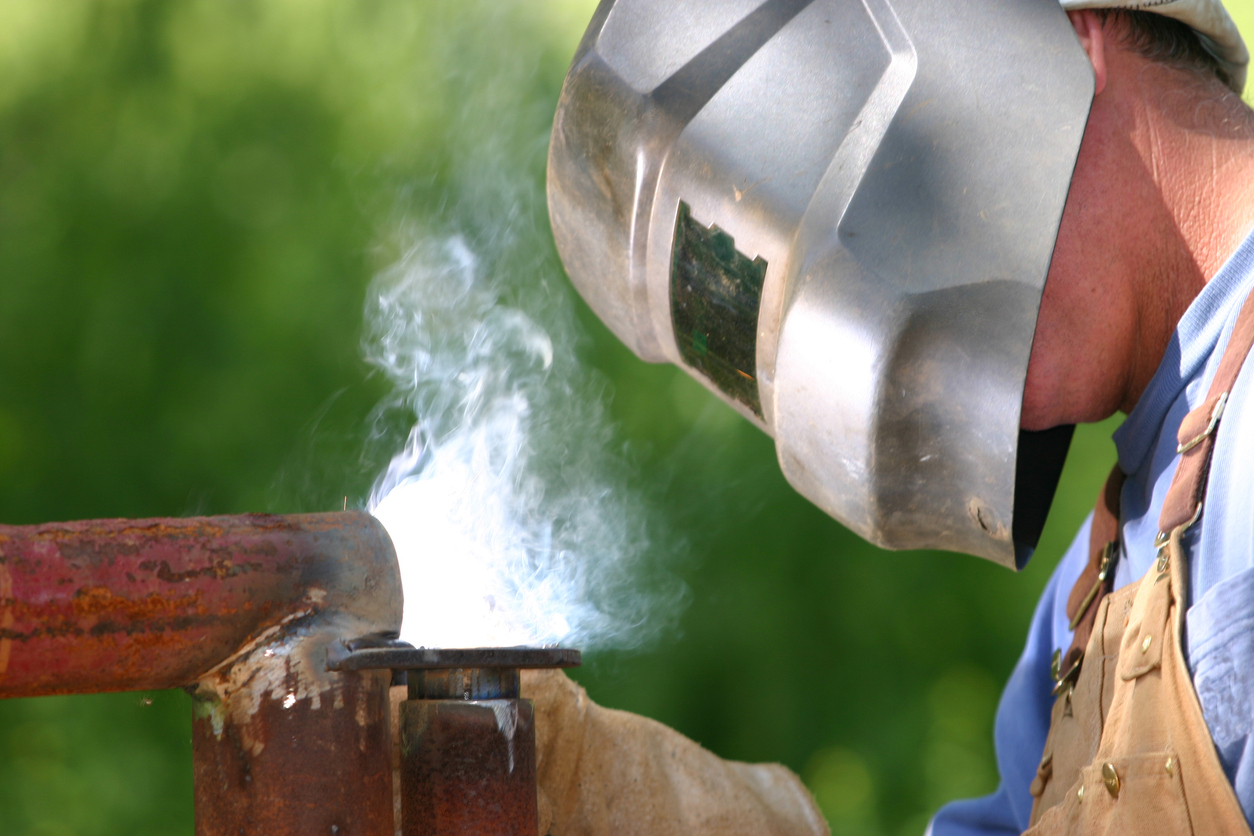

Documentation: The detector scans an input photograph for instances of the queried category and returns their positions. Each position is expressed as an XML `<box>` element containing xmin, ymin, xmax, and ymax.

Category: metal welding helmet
<box><xmin>545</xmin><ymin>0</ymin><xmax>1240</xmax><ymax>568</ymax></box>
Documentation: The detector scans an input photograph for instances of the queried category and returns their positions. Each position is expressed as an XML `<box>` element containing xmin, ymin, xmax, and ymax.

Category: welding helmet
<box><xmin>546</xmin><ymin>0</ymin><xmax>1247</xmax><ymax>568</ymax></box>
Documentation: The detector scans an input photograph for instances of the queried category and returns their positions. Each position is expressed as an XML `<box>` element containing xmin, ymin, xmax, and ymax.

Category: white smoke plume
<box><xmin>364</xmin><ymin>233</ymin><xmax>683</xmax><ymax>650</ymax></box>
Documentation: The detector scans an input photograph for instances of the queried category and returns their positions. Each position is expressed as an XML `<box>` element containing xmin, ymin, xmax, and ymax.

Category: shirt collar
<box><xmin>1114</xmin><ymin>228</ymin><xmax>1254</xmax><ymax>476</ymax></box>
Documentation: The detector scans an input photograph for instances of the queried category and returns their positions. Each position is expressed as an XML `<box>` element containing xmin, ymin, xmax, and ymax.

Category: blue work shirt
<box><xmin>930</xmin><ymin>227</ymin><xmax>1254</xmax><ymax>835</ymax></box>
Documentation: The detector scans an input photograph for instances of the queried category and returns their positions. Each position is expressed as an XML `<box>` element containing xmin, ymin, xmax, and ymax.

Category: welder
<box><xmin>528</xmin><ymin>0</ymin><xmax>1254</xmax><ymax>833</ymax></box>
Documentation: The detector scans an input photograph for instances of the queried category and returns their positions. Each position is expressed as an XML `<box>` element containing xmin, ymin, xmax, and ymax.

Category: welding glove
<box><xmin>522</xmin><ymin>669</ymin><xmax>829</xmax><ymax>836</ymax></box>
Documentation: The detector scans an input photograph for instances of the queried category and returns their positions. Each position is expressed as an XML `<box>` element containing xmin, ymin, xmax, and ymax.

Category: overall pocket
<box><xmin>1024</xmin><ymin>751</ymin><xmax>1191</xmax><ymax>836</ymax></box>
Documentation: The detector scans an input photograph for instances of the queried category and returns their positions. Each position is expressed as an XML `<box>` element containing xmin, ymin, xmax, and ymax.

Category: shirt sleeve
<box><xmin>926</xmin><ymin>515</ymin><xmax>1092</xmax><ymax>836</ymax></box>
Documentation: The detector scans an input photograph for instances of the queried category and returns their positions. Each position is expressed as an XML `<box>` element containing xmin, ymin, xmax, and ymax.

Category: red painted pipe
<box><xmin>0</xmin><ymin>511</ymin><xmax>398</xmax><ymax>698</ymax></box>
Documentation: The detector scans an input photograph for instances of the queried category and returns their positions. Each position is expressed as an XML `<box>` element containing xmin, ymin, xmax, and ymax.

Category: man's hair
<box><xmin>1096</xmin><ymin>9</ymin><xmax>1232</xmax><ymax>90</ymax></box>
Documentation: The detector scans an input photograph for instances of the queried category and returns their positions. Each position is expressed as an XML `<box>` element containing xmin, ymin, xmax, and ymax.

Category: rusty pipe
<box><xmin>0</xmin><ymin>510</ymin><xmax>402</xmax><ymax>836</ymax></box>
<box><xmin>400</xmin><ymin>670</ymin><xmax>538</xmax><ymax>836</ymax></box>
<box><xmin>0</xmin><ymin>511</ymin><xmax>398</xmax><ymax>696</ymax></box>
<box><xmin>193</xmin><ymin>662</ymin><xmax>396</xmax><ymax>836</ymax></box>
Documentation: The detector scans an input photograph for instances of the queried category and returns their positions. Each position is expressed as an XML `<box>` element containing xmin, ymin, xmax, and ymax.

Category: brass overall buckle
<box><xmin>1069</xmin><ymin>541</ymin><xmax>1117</xmax><ymax>632</ymax></box>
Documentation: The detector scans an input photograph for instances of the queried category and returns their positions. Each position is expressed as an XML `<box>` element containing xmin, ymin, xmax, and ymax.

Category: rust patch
<box><xmin>0</xmin><ymin>559</ymin><xmax>12</xmax><ymax>681</ymax></box>
<box><xmin>155</xmin><ymin>559</ymin><xmax>263</xmax><ymax>583</ymax></box>
<box><xmin>71</xmin><ymin>585</ymin><xmax>204</xmax><ymax>622</ymax></box>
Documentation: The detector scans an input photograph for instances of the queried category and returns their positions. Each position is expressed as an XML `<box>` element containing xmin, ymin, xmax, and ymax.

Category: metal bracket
<box><xmin>1178</xmin><ymin>392</ymin><xmax>1228</xmax><ymax>454</ymax></box>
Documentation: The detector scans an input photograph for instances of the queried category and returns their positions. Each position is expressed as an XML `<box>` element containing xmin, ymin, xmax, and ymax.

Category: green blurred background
<box><xmin>0</xmin><ymin>2</ymin><xmax>1250</xmax><ymax>834</ymax></box>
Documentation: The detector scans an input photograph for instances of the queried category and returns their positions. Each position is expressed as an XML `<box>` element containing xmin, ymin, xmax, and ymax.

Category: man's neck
<box><xmin>1145</xmin><ymin>85</ymin><xmax>1254</xmax><ymax>283</ymax></box>
<box><xmin>1115</xmin><ymin>66</ymin><xmax>1254</xmax><ymax>414</ymax></box>
<box><xmin>1020</xmin><ymin>26</ymin><xmax>1254</xmax><ymax>431</ymax></box>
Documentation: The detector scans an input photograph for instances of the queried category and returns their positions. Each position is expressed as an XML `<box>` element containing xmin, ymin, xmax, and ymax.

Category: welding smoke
<box><xmin>353</xmin><ymin>0</ymin><xmax>685</xmax><ymax>651</ymax></box>
<box><xmin>364</xmin><ymin>232</ymin><xmax>683</xmax><ymax>650</ymax></box>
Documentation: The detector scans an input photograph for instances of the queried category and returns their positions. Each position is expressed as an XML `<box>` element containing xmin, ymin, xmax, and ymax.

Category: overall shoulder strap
<box><xmin>1158</xmin><ymin>289</ymin><xmax>1254</xmax><ymax>534</ymax></box>
<box><xmin>1052</xmin><ymin>467</ymin><xmax>1124</xmax><ymax>691</ymax></box>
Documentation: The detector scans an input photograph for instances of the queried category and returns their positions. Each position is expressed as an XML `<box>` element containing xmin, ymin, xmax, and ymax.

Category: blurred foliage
<box><xmin>0</xmin><ymin>1</ymin><xmax>1245</xmax><ymax>834</ymax></box>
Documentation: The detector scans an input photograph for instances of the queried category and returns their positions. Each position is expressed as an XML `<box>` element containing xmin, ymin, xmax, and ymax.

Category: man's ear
<box><xmin>1068</xmin><ymin>10</ymin><xmax>1108</xmax><ymax>95</ymax></box>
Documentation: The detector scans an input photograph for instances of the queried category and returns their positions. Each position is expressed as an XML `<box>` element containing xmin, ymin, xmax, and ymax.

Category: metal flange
<box><xmin>328</xmin><ymin>645</ymin><xmax>581</xmax><ymax>672</ymax></box>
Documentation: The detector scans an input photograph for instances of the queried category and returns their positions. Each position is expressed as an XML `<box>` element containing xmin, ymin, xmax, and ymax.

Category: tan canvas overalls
<box><xmin>1024</xmin><ymin>290</ymin><xmax>1254</xmax><ymax>835</ymax></box>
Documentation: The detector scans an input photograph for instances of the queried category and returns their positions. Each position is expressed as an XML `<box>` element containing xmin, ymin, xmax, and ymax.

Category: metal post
<box><xmin>400</xmin><ymin>669</ymin><xmax>537</xmax><ymax>836</ymax></box>
<box><xmin>193</xmin><ymin>667</ymin><xmax>395</xmax><ymax>836</ymax></box>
